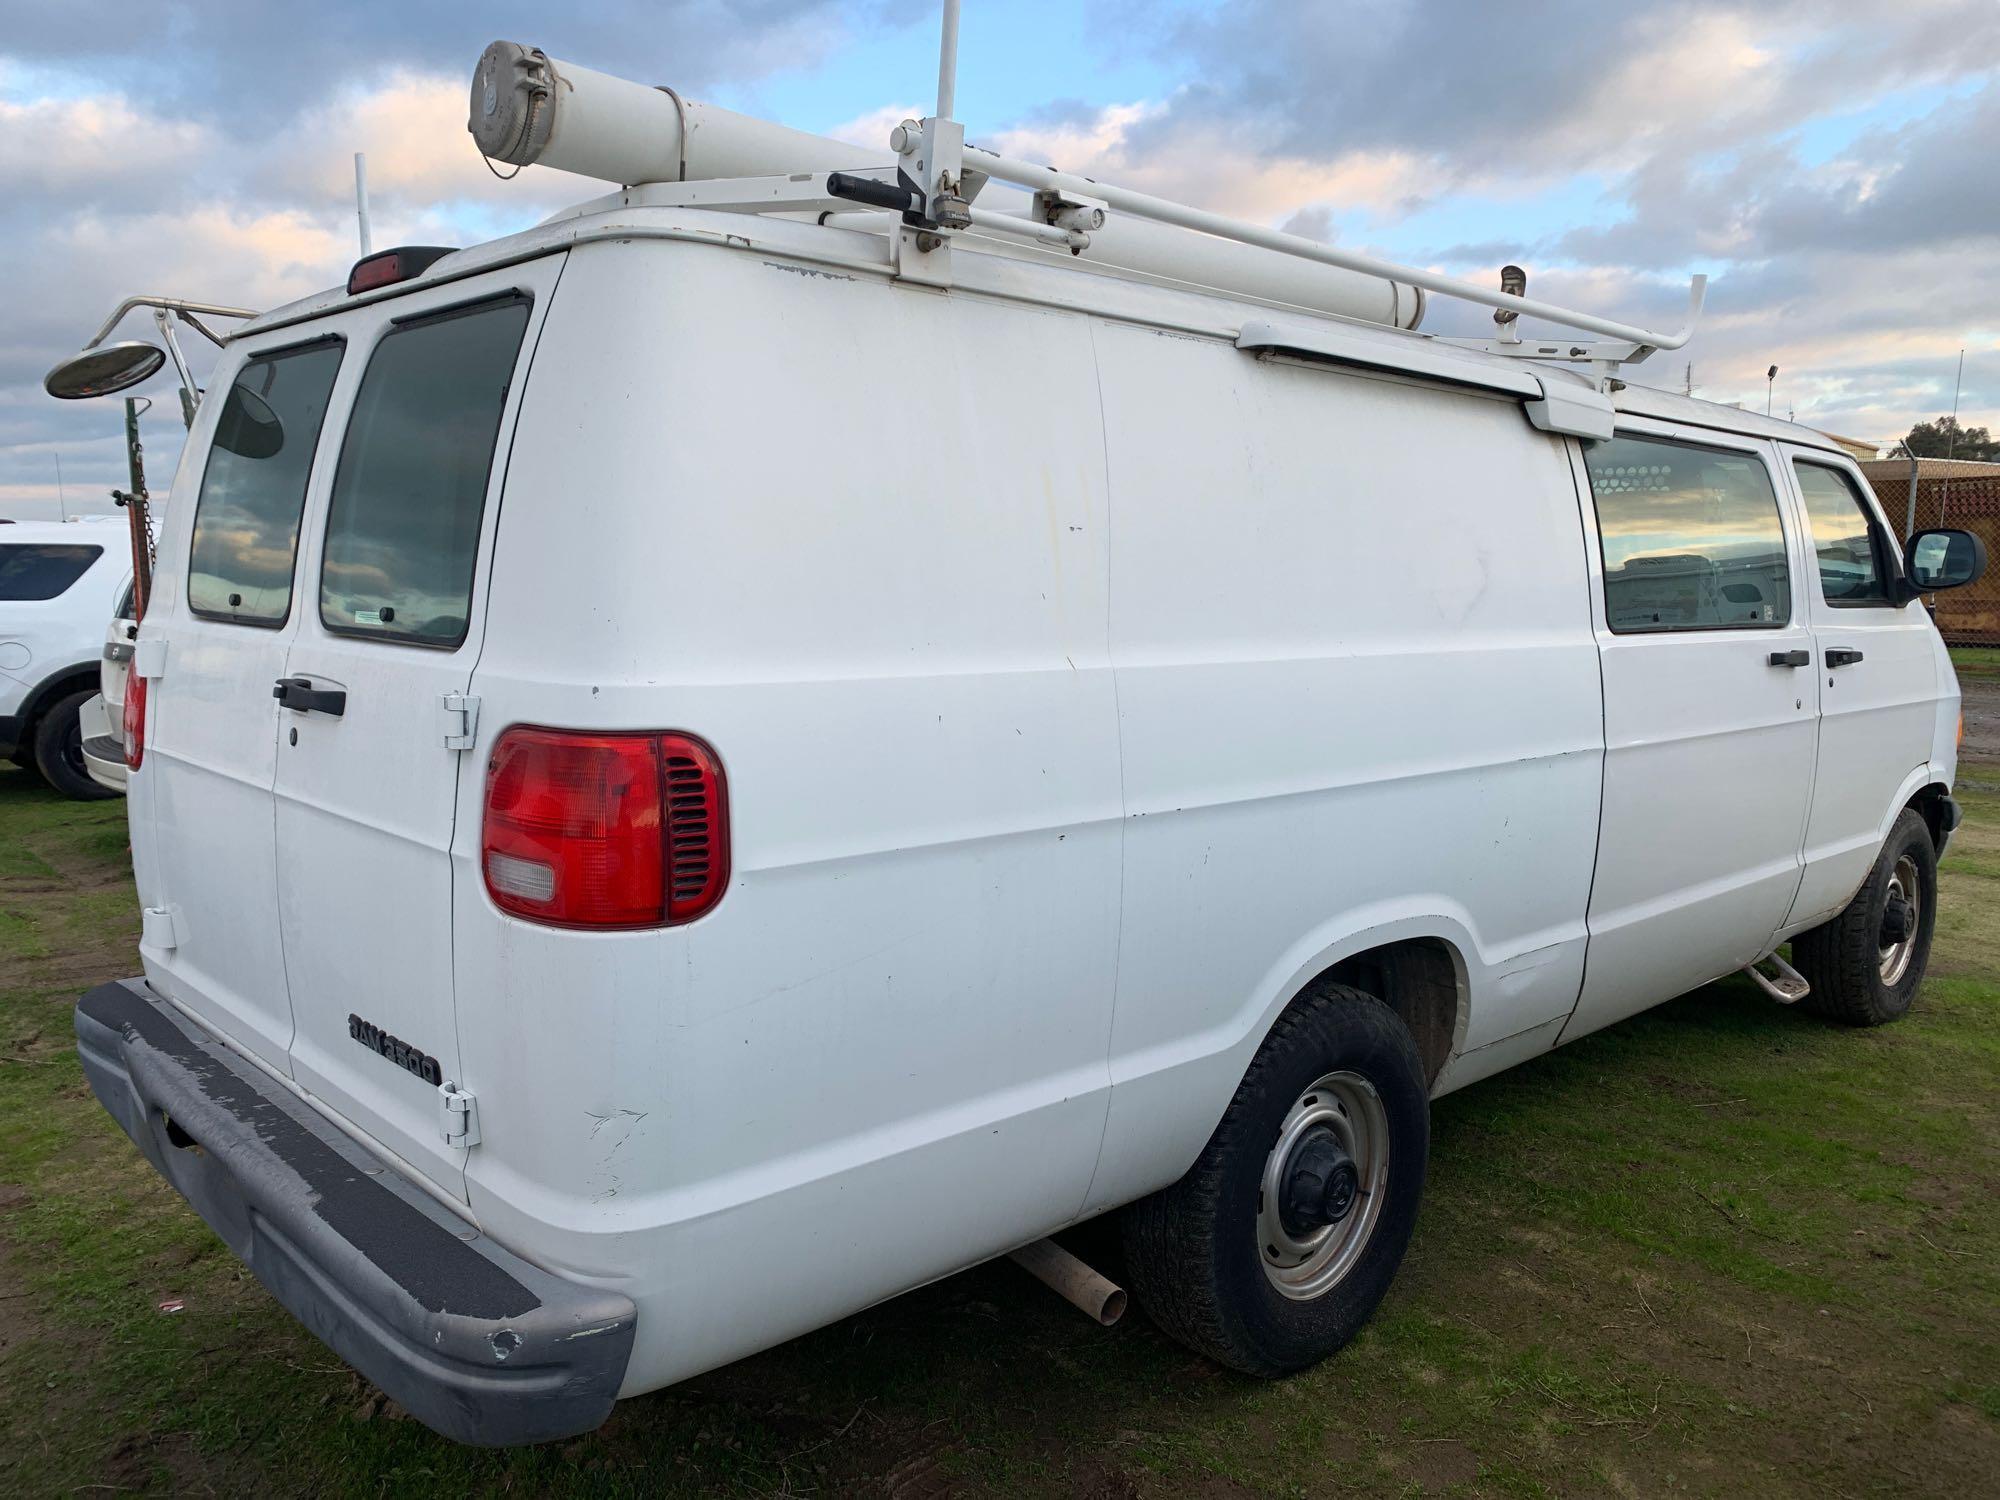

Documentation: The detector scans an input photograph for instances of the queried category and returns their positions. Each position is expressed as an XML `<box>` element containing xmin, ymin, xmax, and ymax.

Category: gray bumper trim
<box><xmin>74</xmin><ymin>978</ymin><xmax>636</xmax><ymax>1446</ymax></box>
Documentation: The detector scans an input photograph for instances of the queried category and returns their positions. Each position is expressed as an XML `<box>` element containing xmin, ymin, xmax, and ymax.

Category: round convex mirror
<box><xmin>44</xmin><ymin>341</ymin><xmax>168</xmax><ymax>400</ymax></box>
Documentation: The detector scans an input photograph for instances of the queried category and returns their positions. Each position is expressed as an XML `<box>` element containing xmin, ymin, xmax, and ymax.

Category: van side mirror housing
<box><xmin>1904</xmin><ymin>528</ymin><xmax>1987</xmax><ymax>595</ymax></box>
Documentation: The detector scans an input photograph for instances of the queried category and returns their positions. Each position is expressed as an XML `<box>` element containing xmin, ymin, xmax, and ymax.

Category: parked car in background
<box><xmin>0</xmin><ymin>520</ymin><xmax>128</xmax><ymax>799</ymax></box>
<box><xmin>79</xmin><ymin>581</ymin><xmax>137</xmax><ymax>793</ymax></box>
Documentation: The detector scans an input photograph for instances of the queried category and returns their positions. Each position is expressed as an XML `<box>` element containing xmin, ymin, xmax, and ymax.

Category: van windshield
<box><xmin>318</xmin><ymin>295</ymin><xmax>530</xmax><ymax>648</ymax></box>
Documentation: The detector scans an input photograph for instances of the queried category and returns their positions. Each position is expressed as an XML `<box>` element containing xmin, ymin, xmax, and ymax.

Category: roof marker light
<box><xmin>347</xmin><ymin>246</ymin><xmax>458</xmax><ymax>296</ymax></box>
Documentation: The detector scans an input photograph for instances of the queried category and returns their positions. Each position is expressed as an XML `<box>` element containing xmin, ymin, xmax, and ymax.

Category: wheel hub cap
<box><xmin>1278</xmin><ymin>1126</ymin><xmax>1359</xmax><ymax>1235</ymax></box>
<box><xmin>1256</xmin><ymin>1070</ymin><xmax>1391</xmax><ymax>1301</ymax></box>
<box><xmin>1877</xmin><ymin>854</ymin><xmax>1922</xmax><ymax>986</ymax></box>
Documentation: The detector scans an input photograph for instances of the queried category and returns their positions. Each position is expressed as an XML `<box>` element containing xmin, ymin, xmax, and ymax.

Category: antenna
<box><xmin>935</xmin><ymin>0</ymin><xmax>960</xmax><ymax>120</ymax></box>
<box><xmin>54</xmin><ymin>450</ymin><xmax>66</xmax><ymax>521</ymax></box>
<box><xmin>355</xmin><ymin>152</ymin><xmax>373</xmax><ymax>256</ymax></box>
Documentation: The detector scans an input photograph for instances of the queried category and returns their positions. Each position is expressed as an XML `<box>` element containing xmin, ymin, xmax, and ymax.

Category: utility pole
<box><xmin>1765</xmin><ymin>365</ymin><xmax>1778</xmax><ymax>417</ymax></box>
<box><xmin>1941</xmin><ymin>347</ymin><xmax>1964</xmax><ymax>526</ymax></box>
<box><xmin>54</xmin><ymin>450</ymin><xmax>66</xmax><ymax>521</ymax></box>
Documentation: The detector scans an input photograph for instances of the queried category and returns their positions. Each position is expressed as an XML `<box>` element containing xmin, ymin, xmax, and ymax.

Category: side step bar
<box><xmin>1743</xmin><ymin>951</ymin><xmax>1810</xmax><ymax>1004</ymax></box>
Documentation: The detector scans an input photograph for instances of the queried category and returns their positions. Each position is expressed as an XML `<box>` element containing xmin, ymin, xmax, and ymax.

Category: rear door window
<box><xmin>1585</xmin><ymin>435</ymin><xmax>1792</xmax><ymax>632</ymax></box>
<box><xmin>0</xmin><ymin>544</ymin><xmax>102</xmax><ymax>600</ymax></box>
<box><xmin>1793</xmin><ymin>461</ymin><xmax>1891</xmax><ymax>605</ymax></box>
<box><xmin>186</xmin><ymin>338</ymin><xmax>345</xmax><ymax>624</ymax></box>
<box><xmin>318</xmin><ymin>295</ymin><xmax>531</xmax><ymax>648</ymax></box>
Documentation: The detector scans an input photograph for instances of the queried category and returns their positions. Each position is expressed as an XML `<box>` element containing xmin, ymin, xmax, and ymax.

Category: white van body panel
<box><xmin>108</xmin><ymin>201</ymin><xmax>1961</xmax><ymax>1408</ymax></box>
<box><xmin>455</xmin><ymin>241</ymin><xmax>1123</xmax><ymax>1386</ymax></box>
<box><xmin>1083</xmin><ymin>327</ymin><xmax>1602</xmax><ymax>1201</ymax></box>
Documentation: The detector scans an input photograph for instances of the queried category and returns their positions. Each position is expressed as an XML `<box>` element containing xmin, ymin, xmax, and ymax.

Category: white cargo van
<box><xmin>69</xmin><ymin>39</ymin><xmax>1988</xmax><ymax>1446</ymax></box>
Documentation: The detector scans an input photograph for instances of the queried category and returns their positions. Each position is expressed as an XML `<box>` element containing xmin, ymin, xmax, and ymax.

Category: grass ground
<box><xmin>1</xmin><ymin>760</ymin><xmax>1995</xmax><ymax>1497</ymax></box>
<box><xmin>1949</xmin><ymin>646</ymin><xmax>2000</xmax><ymax>679</ymax></box>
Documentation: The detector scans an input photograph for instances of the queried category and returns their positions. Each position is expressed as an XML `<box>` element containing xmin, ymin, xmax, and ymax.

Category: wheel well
<box><xmin>1314</xmin><ymin>938</ymin><xmax>1464</xmax><ymax>1089</ymax></box>
<box><xmin>1907</xmin><ymin>782</ymin><xmax>1954</xmax><ymax>851</ymax></box>
<box><xmin>18</xmin><ymin>666</ymin><xmax>99</xmax><ymax>735</ymax></box>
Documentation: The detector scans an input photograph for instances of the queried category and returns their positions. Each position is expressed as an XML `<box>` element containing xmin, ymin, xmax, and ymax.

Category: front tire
<box><xmin>1792</xmin><ymin>808</ymin><xmax>1936</xmax><ymax>1027</ymax></box>
<box><xmin>32</xmin><ymin>690</ymin><xmax>118</xmax><ymax>802</ymax></box>
<box><xmin>1121</xmin><ymin>984</ymin><xmax>1429</xmax><ymax>1376</ymax></box>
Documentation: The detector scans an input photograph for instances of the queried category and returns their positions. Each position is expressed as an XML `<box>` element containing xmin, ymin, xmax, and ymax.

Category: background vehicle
<box><xmin>79</xmin><ymin>582</ymin><xmax>137</xmax><ymax>793</ymax></box>
<box><xmin>65</xmin><ymin>32</ymin><xmax>1987</xmax><ymax>1447</ymax></box>
<box><xmin>0</xmin><ymin>520</ymin><xmax>129</xmax><ymax>800</ymax></box>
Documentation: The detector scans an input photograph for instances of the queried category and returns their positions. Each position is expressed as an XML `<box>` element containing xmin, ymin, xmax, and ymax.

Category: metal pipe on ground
<box><xmin>1007</xmin><ymin>1238</ymin><xmax>1127</xmax><ymax>1326</ymax></box>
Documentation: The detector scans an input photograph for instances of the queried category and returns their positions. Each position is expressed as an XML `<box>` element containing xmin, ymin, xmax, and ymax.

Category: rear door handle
<box><xmin>1768</xmin><ymin>650</ymin><xmax>1811</xmax><ymax>667</ymax></box>
<box><xmin>273</xmin><ymin>676</ymin><xmax>347</xmax><ymax>717</ymax></box>
<box><xmin>1825</xmin><ymin>648</ymin><xmax>1865</xmax><ymax>669</ymax></box>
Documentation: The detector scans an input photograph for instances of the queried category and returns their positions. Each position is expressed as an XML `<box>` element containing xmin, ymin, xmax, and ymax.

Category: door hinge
<box><xmin>440</xmin><ymin>1081</ymin><xmax>481</xmax><ymax>1149</ymax></box>
<box><xmin>140</xmin><ymin>905</ymin><xmax>179</xmax><ymax>952</ymax></box>
<box><xmin>133</xmin><ymin>637</ymin><xmax>168</xmax><ymax>679</ymax></box>
<box><xmin>441</xmin><ymin>692</ymin><xmax>481</xmax><ymax>750</ymax></box>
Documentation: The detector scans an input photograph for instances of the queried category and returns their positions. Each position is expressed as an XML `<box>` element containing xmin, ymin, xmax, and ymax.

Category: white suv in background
<box><xmin>0</xmin><ymin>519</ymin><xmax>129</xmax><ymax>800</ymax></box>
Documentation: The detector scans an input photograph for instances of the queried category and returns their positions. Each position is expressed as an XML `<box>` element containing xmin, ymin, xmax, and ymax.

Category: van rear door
<box><xmin>141</xmin><ymin>335</ymin><xmax>347</xmax><ymax>1072</ymax></box>
<box><xmin>272</xmin><ymin>260</ymin><xmax>560</xmax><ymax>1196</ymax></box>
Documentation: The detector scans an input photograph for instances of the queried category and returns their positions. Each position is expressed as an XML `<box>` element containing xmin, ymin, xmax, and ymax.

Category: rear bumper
<box><xmin>79</xmin><ymin>696</ymin><xmax>125</xmax><ymax>792</ymax></box>
<box><xmin>74</xmin><ymin>979</ymin><xmax>636</xmax><ymax>1446</ymax></box>
<box><xmin>80</xmin><ymin>735</ymin><xmax>126</xmax><ymax>792</ymax></box>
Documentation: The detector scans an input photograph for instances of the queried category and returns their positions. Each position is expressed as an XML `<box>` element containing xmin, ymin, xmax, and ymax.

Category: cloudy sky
<box><xmin>6</xmin><ymin>0</ymin><xmax>1997</xmax><ymax>517</ymax></box>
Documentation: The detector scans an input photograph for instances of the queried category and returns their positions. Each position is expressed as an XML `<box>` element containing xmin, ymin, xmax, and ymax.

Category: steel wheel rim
<box><xmin>1878</xmin><ymin>854</ymin><xmax>1921</xmax><ymax>986</ymax></box>
<box><xmin>61</xmin><ymin>717</ymin><xmax>87</xmax><ymax>781</ymax></box>
<box><xmin>1257</xmin><ymin>1070</ymin><xmax>1390</xmax><ymax>1301</ymax></box>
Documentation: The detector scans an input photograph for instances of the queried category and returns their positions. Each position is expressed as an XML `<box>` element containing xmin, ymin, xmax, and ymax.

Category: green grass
<box><xmin>1951</xmin><ymin>645</ymin><xmax>2000</xmax><ymax>679</ymax></box>
<box><xmin>1</xmin><ymin>766</ymin><xmax>1996</xmax><ymax>1496</ymax></box>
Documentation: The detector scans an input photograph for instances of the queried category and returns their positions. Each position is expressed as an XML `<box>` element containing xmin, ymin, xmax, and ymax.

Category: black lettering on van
<box><xmin>346</xmin><ymin>1013</ymin><xmax>444</xmax><ymax>1087</ymax></box>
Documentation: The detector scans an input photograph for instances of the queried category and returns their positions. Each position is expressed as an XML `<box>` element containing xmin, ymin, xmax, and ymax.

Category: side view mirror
<box><xmin>1905</xmin><ymin>528</ymin><xmax>1987</xmax><ymax>594</ymax></box>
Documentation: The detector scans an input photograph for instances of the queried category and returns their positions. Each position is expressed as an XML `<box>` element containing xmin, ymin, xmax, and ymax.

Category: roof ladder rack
<box><xmin>867</xmin><ymin>1</ymin><xmax>1707</xmax><ymax>386</ymax></box>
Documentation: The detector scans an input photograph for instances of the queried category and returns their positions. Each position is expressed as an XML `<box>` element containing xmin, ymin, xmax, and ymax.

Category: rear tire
<box><xmin>1121</xmin><ymin>983</ymin><xmax>1429</xmax><ymax>1376</ymax></box>
<box><xmin>32</xmin><ymin>690</ymin><xmax>118</xmax><ymax>802</ymax></box>
<box><xmin>1792</xmin><ymin>808</ymin><xmax>1936</xmax><ymax>1027</ymax></box>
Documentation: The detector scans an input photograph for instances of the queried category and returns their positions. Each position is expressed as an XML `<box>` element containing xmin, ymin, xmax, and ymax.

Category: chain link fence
<box><xmin>1861</xmin><ymin>464</ymin><xmax>2000</xmax><ymax>647</ymax></box>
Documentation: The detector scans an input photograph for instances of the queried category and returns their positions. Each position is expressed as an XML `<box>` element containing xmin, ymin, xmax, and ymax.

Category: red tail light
<box><xmin>122</xmin><ymin>674</ymin><xmax>146</xmax><ymax>771</ymax></box>
<box><xmin>482</xmin><ymin>727</ymin><xmax>729</xmax><ymax>929</ymax></box>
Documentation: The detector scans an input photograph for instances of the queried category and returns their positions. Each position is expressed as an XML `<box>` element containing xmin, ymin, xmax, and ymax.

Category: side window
<box><xmin>186</xmin><ymin>339</ymin><xmax>345</xmax><ymax>624</ymax></box>
<box><xmin>319</xmin><ymin>295</ymin><xmax>531</xmax><ymax>648</ymax></box>
<box><xmin>0</xmin><ymin>544</ymin><xmax>102</xmax><ymax>601</ymax></box>
<box><xmin>1793</xmin><ymin>462</ymin><xmax>1890</xmax><ymax>605</ymax></box>
<box><xmin>1585</xmin><ymin>435</ymin><xmax>1792</xmax><ymax>633</ymax></box>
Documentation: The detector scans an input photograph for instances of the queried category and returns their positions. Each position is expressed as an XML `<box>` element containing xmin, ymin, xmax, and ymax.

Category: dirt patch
<box><xmin>1961</xmin><ymin>674</ymin><xmax>2000</xmax><ymax>771</ymax></box>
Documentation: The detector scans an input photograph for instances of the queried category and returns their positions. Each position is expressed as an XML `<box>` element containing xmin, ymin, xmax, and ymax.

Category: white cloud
<box><xmin>825</xmin><ymin>102</ymin><xmax>923</xmax><ymax>151</ymax></box>
<box><xmin>990</xmin><ymin>100</ymin><xmax>1439</xmax><ymax>225</ymax></box>
<box><xmin>0</xmin><ymin>91</ymin><xmax>212</xmax><ymax>193</ymax></box>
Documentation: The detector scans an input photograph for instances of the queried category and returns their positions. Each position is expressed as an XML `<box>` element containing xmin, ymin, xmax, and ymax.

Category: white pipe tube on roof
<box><xmin>470</xmin><ymin>42</ymin><xmax>886</xmax><ymax>186</ymax></box>
<box><xmin>963</xmin><ymin>144</ymin><xmax>1704</xmax><ymax>350</ymax></box>
<box><xmin>823</xmin><ymin>199</ymin><xmax>1422</xmax><ymax>330</ymax></box>
<box><xmin>468</xmin><ymin>43</ymin><xmax>1421</xmax><ymax>331</ymax></box>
